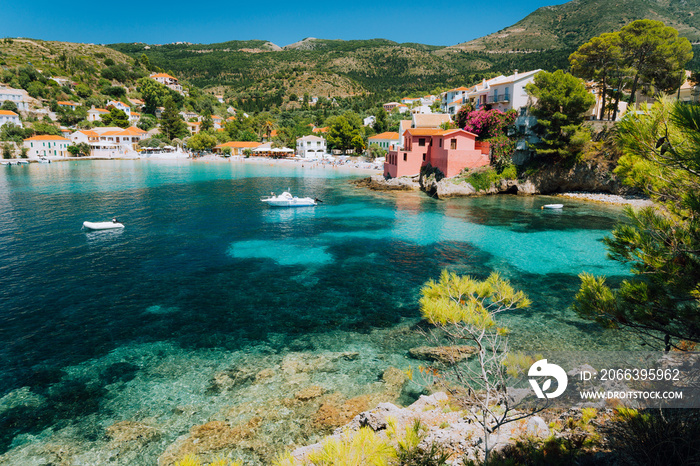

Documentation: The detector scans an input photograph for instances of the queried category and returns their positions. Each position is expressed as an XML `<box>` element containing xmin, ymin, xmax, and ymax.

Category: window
<box><xmin>403</xmin><ymin>153</ymin><xmax>407</xmax><ymax>161</ymax></box>
<box><xmin>450</xmin><ymin>139</ymin><xmax>457</xmax><ymax>150</ymax></box>
<box><xmin>422</xmin><ymin>154</ymin><xmax>426</xmax><ymax>161</ymax></box>
<box><xmin>419</xmin><ymin>138</ymin><xmax>425</xmax><ymax>147</ymax></box>
<box><xmin>439</xmin><ymin>139</ymin><xmax>442</xmax><ymax>147</ymax></box>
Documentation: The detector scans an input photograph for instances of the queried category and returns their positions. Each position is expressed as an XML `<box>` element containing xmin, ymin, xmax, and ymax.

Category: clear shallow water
<box><xmin>0</xmin><ymin>160</ymin><xmax>635</xmax><ymax>462</ymax></box>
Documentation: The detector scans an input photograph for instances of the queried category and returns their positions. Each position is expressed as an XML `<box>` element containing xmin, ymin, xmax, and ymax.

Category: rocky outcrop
<box><xmin>353</xmin><ymin>175</ymin><xmax>420</xmax><ymax>191</ymax></box>
<box><xmin>523</xmin><ymin>160</ymin><xmax>634</xmax><ymax>195</ymax></box>
<box><xmin>408</xmin><ymin>345</ymin><xmax>477</xmax><ymax>364</ymax></box>
<box><xmin>418</xmin><ymin>160</ymin><xmax>636</xmax><ymax>199</ymax></box>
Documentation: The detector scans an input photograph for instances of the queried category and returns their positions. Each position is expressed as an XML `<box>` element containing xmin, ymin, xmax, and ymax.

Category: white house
<box><xmin>88</xmin><ymin>106</ymin><xmax>110</xmax><ymax>121</ymax></box>
<box><xmin>440</xmin><ymin>87</ymin><xmax>470</xmax><ymax>113</ymax></box>
<box><xmin>150</xmin><ymin>73</ymin><xmax>183</xmax><ymax>93</ymax></box>
<box><xmin>0</xmin><ymin>110</ymin><xmax>21</xmax><ymax>128</ymax></box>
<box><xmin>24</xmin><ymin>135</ymin><xmax>71</xmax><ymax>158</ymax></box>
<box><xmin>296</xmin><ymin>135</ymin><xmax>326</xmax><ymax>158</ymax></box>
<box><xmin>0</xmin><ymin>85</ymin><xmax>31</xmax><ymax>112</ymax></box>
<box><xmin>467</xmin><ymin>70</ymin><xmax>542</xmax><ymax>113</ymax></box>
<box><xmin>107</xmin><ymin>100</ymin><xmax>132</xmax><ymax>118</ymax></box>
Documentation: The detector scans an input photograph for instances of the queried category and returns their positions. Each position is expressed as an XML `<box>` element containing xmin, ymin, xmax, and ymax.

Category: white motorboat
<box><xmin>83</xmin><ymin>220</ymin><xmax>125</xmax><ymax>230</ymax></box>
<box><xmin>542</xmin><ymin>204</ymin><xmax>564</xmax><ymax>209</ymax></box>
<box><xmin>261</xmin><ymin>191</ymin><xmax>318</xmax><ymax>207</ymax></box>
<box><xmin>16</xmin><ymin>160</ymin><xmax>29</xmax><ymax>165</ymax></box>
<box><xmin>38</xmin><ymin>158</ymin><xmax>50</xmax><ymax>164</ymax></box>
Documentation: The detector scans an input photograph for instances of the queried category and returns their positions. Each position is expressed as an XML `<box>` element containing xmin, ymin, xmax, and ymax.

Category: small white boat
<box><xmin>16</xmin><ymin>160</ymin><xmax>29</xmax><ymax>165</ymax></box>
<box><xmin>38</xmin><ymin>158</ymin><xmax>50</xmax><ymax>164</ymax></box>
<box><xmin>542</xmin><ymin>204</ymin><xmax>564</xmax><ymax>209</ymax></box>
<box><xmin>261</xmin><ymin>191</ymin><xmax>318</xmax><ymax>207</ymax></box>
<box><xmin>83</xmin><ymin>220</ymin><xmax>125</xmax><ymax>230</ymax></box>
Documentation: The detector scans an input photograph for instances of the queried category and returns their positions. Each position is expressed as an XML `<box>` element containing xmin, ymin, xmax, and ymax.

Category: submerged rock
<box><xmin>106</xmin><ymin>420</ymin><xmax>161</xmax><ymax>448</ymax></box>
<box><xmin>408</xmin><ymin>345</ymin><xmax>477</xmax><ymax>364</ymax></box>
<box><xmin>158</xmin><ymin>418</ymin><xmax>262</xmax><ymax>466</ymax></box>
<box><xmin>295</xmin><ymin>385</ymin><xmax>326</xmax><ymax>401</ymax></box>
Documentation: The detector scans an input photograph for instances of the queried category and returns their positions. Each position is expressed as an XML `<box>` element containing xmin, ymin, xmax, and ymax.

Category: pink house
<box><xmin>384</xmin><ymin>128</ymin><xmax>490</xmax><ymax>178</ymax></box>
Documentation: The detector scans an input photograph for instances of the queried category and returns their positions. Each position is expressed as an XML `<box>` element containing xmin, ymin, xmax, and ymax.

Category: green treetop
<box><xmin>525</xmin><ymin>70</ymin><xmax>595</xmax><ymax>158</ymax></box>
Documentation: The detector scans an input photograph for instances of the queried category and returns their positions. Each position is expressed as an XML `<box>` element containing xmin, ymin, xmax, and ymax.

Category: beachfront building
<box><xmin>296</xmin><ymin>135</ymin><xmax>327</xmax><ymax>158</ymax></box>
<box><xmin>0</xmin><ymin>85</ymin><xmax>31</xmax><ymax>112</ymax></box>
<box><xmin>367</xmin><ymin>132</ymin><xmax>400</xmax><ymax>151</ymax></box>
<box><xmin>0</xmin><ymin>110</ymin><xmax>21</xmax><ymax>128</ymax></box>
<box><xmin>72</xmin><ymin>126</ymin><xmax>147</xmax><ymax>156</ymax></box>
<box><xmin>24</xmin><ymin>135</ymin><xmax>71</xmax><ymax>158</ymax></box>
<box><xmin>213</xmin><ymin>141</ymin><xmax>262</xmax><ymax>156</ymax></box>
<box><xmin>384</xmin><ymin>128</ymin><xmax>489</xmax><ymax>178</ymax></box>
<box><xmin>150</xmin><ymin>73</ymin><xmax>183</xmax><ymax>94</ymax></box>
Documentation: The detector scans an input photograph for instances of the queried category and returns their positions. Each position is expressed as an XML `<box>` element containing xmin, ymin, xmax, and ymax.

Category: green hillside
<box><xmin>107</xmin><ymin>0</ymin><xmax>700</xmax><ymax>104</ymax></box>
<box><xmin>452</xmin><ymin>0</ymin><xmax>700</xmax><ymax>52</ymax></box>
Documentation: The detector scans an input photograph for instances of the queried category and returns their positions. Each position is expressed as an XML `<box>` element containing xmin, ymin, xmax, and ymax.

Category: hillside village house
<box><xmin>368</xmin><ymin>132</ymin><xmax>400</xmax><ymax>151</ymax></box>
<box><xmin>87</xmin><ymin>106</ymin><xmax>109</xmax><ymax>121</ymax></box>
<box><xmin>296</xmin><ymin>135</ymin><xmax>327</xmax><ymax>158</ymax></box>
<box><xmin>0</xmin><ymin>110</ymin><xmax>21</xmax><ymax>128</ymax></box>
<box><xmin>150</xmin><ymin>73</ymin><xmax>183</xmax><ymax>94</ymax></box>
<box><xmin>187</xmin><ymin>121</ymin><xmax>201</xmax><ymax>134</ymax></box>
<box><xmin>57</xmin><ymin>101</ymin><xmax>78</xmax><ymax>109</ymax></box>
<box><xmin>107</xmin><ymin>100</ymin><xmax>132</xmax><ymax>118</ymax></box>
<box><xmin>440</xmin><ymin>87</ymin><xmax>469</xmax><ymax>114</ymax></box>
<box><xmin>0</xmin><ymin>85</ymin><xmax>31</xmax><ymax>112</ymax></box>
<box><xmin>24</xmin><ymin>135</ymin><xmax>71</xmax><ymax>158</ymax></box>
<box><xmin>180</xmin><ymin>110</ymin><xmax>199</xmax><ymax>121</ymax></box>
<box><xmin>468</xmin><ymin>70</ymin><xmax>541</xmax><ymax>112</ymax></box>
<box><xmin>213</xmin><ymin>141</ymin><xmax>261</xmax><ymax>156</ymax></box>
<box><xmin>383</xmin><ymin>102</ymin><xmax>401</xmax><ymax>112</ymax></box>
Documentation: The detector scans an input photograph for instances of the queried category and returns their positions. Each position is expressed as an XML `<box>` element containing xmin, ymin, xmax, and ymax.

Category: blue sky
<box><xmin>2</xmin><ymin>0</ymin><xmax>569</xmax><ymax>46</ymax></box>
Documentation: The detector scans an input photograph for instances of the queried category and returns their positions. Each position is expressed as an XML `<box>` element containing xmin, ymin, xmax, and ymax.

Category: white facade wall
<box><xmin>24</xmin><ymin>138</ymin><xmax>71</xmax><ymax>158</ymax></box>
<box><xmin>0</xmin><ymin>112</ymin><xmax>21</xmax><ymax>128</ymax></box>
<box><xmin>296</xmin><ymin>136</ymin><xmax>327</xmax><ymax>158</ymax></box>
<box><xmin>0</xmin><ymin>86</ymin><xmax>30</xmax><ymax>112</ymax></box>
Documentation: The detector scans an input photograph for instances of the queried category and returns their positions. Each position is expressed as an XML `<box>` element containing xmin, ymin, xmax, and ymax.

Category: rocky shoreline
<box><xmin>355</xmin><ymin>159</ymin><xmax>652</xmax><ymax>206</ymax></box>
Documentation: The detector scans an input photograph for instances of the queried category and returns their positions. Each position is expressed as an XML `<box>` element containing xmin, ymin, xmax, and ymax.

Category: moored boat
<box><xmin>83</xmin><ymin>219</ymin><xmax>125</xmax><ymax>230</ymax></box>
<box><xmin>261</xmin><ymin>191</ymin><xmax>318</xmax><ymax>207</ymax></box>
<box><xmin>542</xmin><ymin>204</ymin><xmax>564</xmax><ymax>209</ymax></box>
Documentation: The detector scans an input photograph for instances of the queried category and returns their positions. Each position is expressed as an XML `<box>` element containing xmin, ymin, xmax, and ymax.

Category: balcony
<box><xmin>485</xmin><ymin>95</ymin><xmax>511</xmax><ymax>104</ymax></box>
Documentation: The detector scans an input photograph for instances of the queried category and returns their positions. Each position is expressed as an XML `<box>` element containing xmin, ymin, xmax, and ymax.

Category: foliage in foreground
<box><xmin>605</xmin><ymin>408</ymin><xmax>700</xmax><ymax>466</ymax></box>
<box><xmin>419</xmin><ymin>271</ymin><xmax>533</xmax><ymax>463</ymax></box>
<box><xmin>273</xmin><ymin>420</ymin><xmax>450</xmax><ymax>466</ymax></box>
<box><xmin>574</xmin><ymin>99</ymin><xmax>700</xmax><ymax>348</ymax></box>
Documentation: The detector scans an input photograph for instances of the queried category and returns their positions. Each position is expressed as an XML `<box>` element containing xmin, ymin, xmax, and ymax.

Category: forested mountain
<box><xmin>452</xmin><ymin>0</ymin><xmax>700</xmax><ymax>52</ymax></box>
<box><xmin>107</xmin><ymin>0</ymin><xmax>700</xmax><ymax>104</ymax></box>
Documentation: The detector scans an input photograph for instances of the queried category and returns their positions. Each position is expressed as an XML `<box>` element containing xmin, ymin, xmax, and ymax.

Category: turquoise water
<box><xmin>0</xmin><ymin>160</ymin><xmax>635</xmax><ymax>463</ymax></box>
